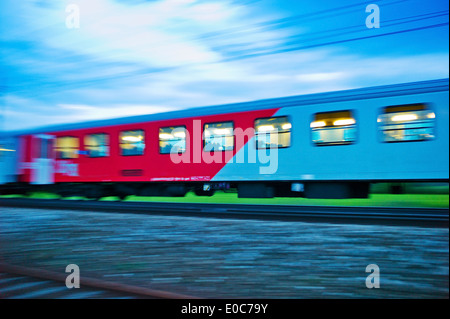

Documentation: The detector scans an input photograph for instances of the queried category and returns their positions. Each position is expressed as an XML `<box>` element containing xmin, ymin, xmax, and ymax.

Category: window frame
<box><xmin>119</xmin><ymin>129</ymin><xmax>146</xmax><ymax>156</ymax></box>
<box><xmin>254</xmin><ymin>115</ymin><xmax>292</xmax><ymax>150</ymax></box>
<box><xmin>55</xmin><ymin>136</ymin><xmax>80</xmax><ymax>159</ymax></box>
<box><xmin>310</xmin><ymin>110</ymin><xmax>358</xmax><ymax>147</ymax></box>
<box><xmin>202</xmin><ymin>121</ymin><xmax>235</xmax><ymax>152</ymax></box>
<box><xmin>84</xmin><ymin>132</ymin><xmax>110</xmax><ymax>158</ymax></box>
<box><xmin>377</xmin><ymin>103</ymin><xmax>435</xmax><ymax>143</ymax></box>
<box><xmin>158</xmin><ymin>125</ymin><xmax>187</xmax><ymax>155</ymax></box>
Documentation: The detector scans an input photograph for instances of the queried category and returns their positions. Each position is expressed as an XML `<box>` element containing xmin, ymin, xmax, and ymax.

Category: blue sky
<box><xmin>1</xmin><ymin>0</ymin><xmax>448</xmax><ymax>131</ymax></box>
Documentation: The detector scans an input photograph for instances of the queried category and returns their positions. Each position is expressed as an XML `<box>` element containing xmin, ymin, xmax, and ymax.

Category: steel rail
<box><xmin>0</xmin><ymin>198</ymin><xmax>447</xmax><ymax>227</ymax></box>
<box><xmin>0</xmin><ymin>262</ymin><xmax>199</xmax><ymax>299</ymax></box>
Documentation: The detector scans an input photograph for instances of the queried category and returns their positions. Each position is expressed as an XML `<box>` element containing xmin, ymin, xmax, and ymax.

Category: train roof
<box><xmin>3</xmin><ymin>78</ymin><xmax>449</xmax><ymax>137</ymax></box>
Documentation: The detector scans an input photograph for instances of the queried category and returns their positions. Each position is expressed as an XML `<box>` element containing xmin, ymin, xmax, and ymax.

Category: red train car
<box><xmin>17</xmin><ymin>108</ymin><xmax>278</xmax><ymax>198</ymax></box>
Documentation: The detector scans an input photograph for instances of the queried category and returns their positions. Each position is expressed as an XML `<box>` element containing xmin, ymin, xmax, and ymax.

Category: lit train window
<box><xmin>203</xmin><ymin>122</ymin><xmax>234</xmax><ymax>151</ymax></box>
<box><xmin>254</xmin><ymin>116</ymin><xmax>291</xmax><ymax>149</ymax></box>
<box><xmin>55</xmin><ymin>136</ymin><xmax>79</xmax><ymax>159</ymax></box>
<box><xmin>119</xmin><ymin>130</ymin><xmax>145</xmax><ymax>156</ymax></box>
<box><xmin>85</xmin><ymin>133</ymin><xmax>109</xmax><ymax>158</ymax></box>
<box><xmin>378</xmin><ymin>104</ymin><xmax>435</xmax><ymax>142</ymax></box>
<box><xmin>310</xmin><ymin>110</ymin><xmax>356</xmax><ymax>146</ymax></box>
<box><xmin>159</xmin><ymin>126</ymin><xmax>186</xmax><ymax>154</ymax></box>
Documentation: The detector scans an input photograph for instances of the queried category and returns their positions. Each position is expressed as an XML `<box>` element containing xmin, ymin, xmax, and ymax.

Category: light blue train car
<box><xmin>212</xmin><ymin>78</ymin><xmax>449</xmax><ymax>197</ymax></box>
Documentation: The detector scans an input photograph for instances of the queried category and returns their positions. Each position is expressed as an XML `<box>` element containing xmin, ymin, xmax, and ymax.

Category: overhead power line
<box><xmin>222</xmin><ymin>22</ymin><xmax>449</xmax><ymax>62</ymax></box>
<box><xmin>217</xmin><ymin>11</ymin><xmax>449</xmax><ymax>57</ymax></box>
<box><xmin>198</xmin><ymin>0</ymin><xmax>409</xmax><ymax>40</ymax></box>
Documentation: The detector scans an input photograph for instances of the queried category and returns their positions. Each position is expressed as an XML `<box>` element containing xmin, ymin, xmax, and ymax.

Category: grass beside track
<box><xmin>126</xmin><ymin>192</ymin><xmax>450</xmax><ymax>208</ymax></box>
<box><xmin>2</xmin><ymin>191</ymin><xmax>448</xmax><ymax>209</ymax></box>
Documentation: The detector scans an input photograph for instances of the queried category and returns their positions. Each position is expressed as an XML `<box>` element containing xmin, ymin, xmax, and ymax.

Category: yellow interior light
<box><xmin>310</xmin><ymin>121</ymin><xmax>326</xmax><ymax>128</ymax></box>
<box><xmin>159</xmin><ymin>133</ymin><xmax>173</xmax><ymax>140</ymax></box>
<box><xmin>391</xmin><ymin>114</ymin><xmax>418</xmax><ymax>122</ymax></box>
<box><xmin>427</xmin><ymin>112</ymin><xmax>436</xmax><ymax>119</ymax></box>
<box><xmin>173</xmin><ymin>131</ymin><xmax>186</xmax><ymax>138</ymax></box>
<box><xmin>257</xmin><ymin>125</ymin><xmax>275</xmax><ymax>132</ymax></box>
<box><xmin>333</xmin><ymin>118</ymin><xmax>356</xmax><ymax>126</ymax></box>
<box><xmin>281</xmin><ymin>123</ymin><xmax>292</xmax><ymax>130</ymax></box>
<box><xmin>122</xmin><ymin>136</ymin><xmax>143</xmax><ymax>142</ymax></box>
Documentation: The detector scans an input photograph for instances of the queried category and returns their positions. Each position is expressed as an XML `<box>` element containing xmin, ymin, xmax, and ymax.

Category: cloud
<box><xmin>58</xmin><ymin>103</ymin><xmax>180</xmax><ymax>121</ymax></box>
<box><xmin>1</xmin><ymin>0</ymin><xmax>448</xmax><ymax>131</ymax></box>
<box><xmin>4</xmin><ymin>49</ymin><xmax>448</xmax><ymax>131</ymax></box>
<box><xmin>295</xmin><ymin>72</ymin><xmax>347</xmax><ymax>82</ymax></box>
<box><xmin>33</xmin><ymin>0</ymin><xmax>248</xmax><ymax>67</ymax></box>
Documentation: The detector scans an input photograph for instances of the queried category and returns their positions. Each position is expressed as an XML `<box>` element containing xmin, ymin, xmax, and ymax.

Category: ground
<box><xmin>0</xmin><ymin>207</ymin><xmax>447</xmax><ymax>298</ymax></box>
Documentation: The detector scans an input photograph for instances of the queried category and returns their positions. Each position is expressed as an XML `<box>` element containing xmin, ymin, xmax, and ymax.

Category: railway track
<box><xmin>0</xmin><ymin>263</ymin><xmax>197</xmax><ymax>299</ymax></box>
<box><xmin>0</xmin><ymin>198</ymin><xmax>448</xmax><ymax>227</ymax></box>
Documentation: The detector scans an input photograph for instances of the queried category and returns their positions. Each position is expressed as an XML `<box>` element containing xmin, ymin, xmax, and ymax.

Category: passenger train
<box><xmin>0</xmin><ymin>79</ymin><xmax>448</xmax><ymax>199</ymax></box>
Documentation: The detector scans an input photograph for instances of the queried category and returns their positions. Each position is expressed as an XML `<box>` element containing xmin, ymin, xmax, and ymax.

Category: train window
<box><xmin>203</xmin><ymin>122</ymin><xmax>234</xmax><ymax>151</ymax></box>
<box><xmin>310</xmin><ymin>110</ymin><xmax>356</xmax><ymax>146</ymax></box>
<box><xmin>85</xmin><ymin>133</ymin><xmax>109</xmax><ymax>157</ymax></box>
<box><xmin>55</xmin><ymin>136</ymin><xmax>79</xmax><ymax>159</ymax></box>
<box><xmin>119</xmin><ymin>130</ymin><xmax>145</xmax><ymax>156</ymax></box>
<box><xmin>378</xmin><ymin>103</ymin><xmax>435</xmax><ymax>142</ymax></box>
<box><xmin>159</xmin><ymin>126</ymin><xmax>186</xmax><ymax>154</ymax></box>
<box><xmin>254</xmin><ymin>116</ymin><xmax>291</xmax><ymax>149</ymax></box>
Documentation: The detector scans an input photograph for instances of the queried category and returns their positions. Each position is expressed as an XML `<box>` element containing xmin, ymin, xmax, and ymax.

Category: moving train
<box><xmin>0</xmin><ymin>78</ymin><xmax>448</xmax><ymax>199</ymax></box>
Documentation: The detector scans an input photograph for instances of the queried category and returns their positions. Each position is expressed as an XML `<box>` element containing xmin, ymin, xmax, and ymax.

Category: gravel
<box><xmin>0</xmin><ymin>207</ymin><xmax>448</xmax><ymax>298</ymax></box>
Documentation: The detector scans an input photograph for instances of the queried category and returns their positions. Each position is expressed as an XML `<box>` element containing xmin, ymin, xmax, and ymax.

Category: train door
<box><xmin>30</xmin><ymin>134</ymin><xmax>55</xmax><ymax>185</ymax></box>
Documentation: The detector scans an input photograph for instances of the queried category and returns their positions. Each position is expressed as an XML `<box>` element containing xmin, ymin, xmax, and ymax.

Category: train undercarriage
<box><xmin>0</xmin><ymin>181</ymin><xmax>374</xmax><ymax>200</ymax></box>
